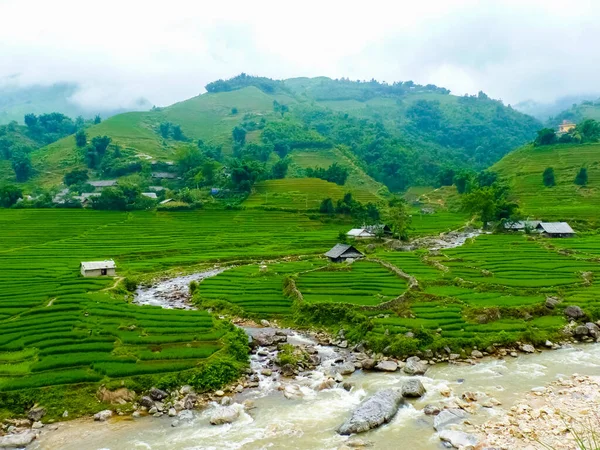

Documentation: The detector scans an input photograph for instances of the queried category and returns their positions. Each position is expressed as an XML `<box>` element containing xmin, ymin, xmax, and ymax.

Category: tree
<box><xmin>319</xmin><ymin>198</ymin><xmax>335</xmax><ymax>214</ymax></box>
<box><xmin>274</xmin><ymin>141</ymin><xmax>290</xmax><ymax>158</ymax></box>
<box><xmin>64</xmin><ymin>169</ymin><xmax>89</xmax><ymax>186</ymax></box>
<box><xmin>461</xmin><ymin>184</ymin><xmax>519</xmax><ymax>229</ymax></box>
<box><xmin>172</xmin><ymin>125</ymin><xmax>184</xmax><ymax>141</ymax></box>
<box><xmin>232</xmin><ymin>126</ymin><xmax>246</xmax><ymax>146</ymax></box>
<box><xmin>24</xmin><ymin>113</ymin><xmax>38</xmax><ymax>128</ymax></box>
<box><xmin>11</xmin><ymin>152</ymin><xmax>32</xmax><ymax>181</ymax></box>
<box><xmin>271</xmin><ymin>159</ymin><xmax>288</xmax><ymax>179</ymax></box>
<box><xmin>273</xmin><ymin>100</ymin><xmax>289</xmax><ymax>117</ymax></box>
<box><xmin>94</xmin><ymin>115</ymin><xmax>102</xmax><ymax>124</ymax></box>
<box><xmin>437</xmin><ymin>168</ymin><xmax>455</xmax><ymax>186</ymax></box>
<box><xmin>175</xmin><ymin>146</ymin><xmax>203</xmax><ymax>175</ymax></box>
<box><xmin>575</xmin><ymin>167</ymin><xmax>588</xmax><ymax>186</ymax></box>
<box><xmin>75</xmin><ymin>129</ymin><xmax>87</xmax><ymax>148</ymax></box>
<box><xmin>231</xmin><ymin>107</ymin><xmax>238</xmax><ymax>115</ymax></box>
<box><xmin>476</xmin><ymin>170</ymin><xmax>498</xmax><ymax>188</ymax></box>
<box><xmin>453</xmin><ymin>171</ymin><xmax>473</xmax><ymax>194</ymax></box>
<box><xmin>0</xmin><ymin>185</ymin><xmax>22</xmax><ymax>207</ymax></box>
<box><xmin>386</xmin><ymin>198</ymin><xmax>411</xmax><ymax>240</ymax></box>
<box><xmin>543</xmin><ymin>167</ymin><xmax>555</xmax><ymax>187</ymax></box>
<box><xmin>159</xmin><ymin>122</ymin><xmax>171</xmax><ymax>139</ymax></box>
<box><xmin>90</xmin><ymin>136</ymin><xmax>111</xmax><ymax>156</ymax></box>
<box><xmin>534</xmin><ymin>128</ymin><xmax>557</xmax><ymax>146</ymax></box>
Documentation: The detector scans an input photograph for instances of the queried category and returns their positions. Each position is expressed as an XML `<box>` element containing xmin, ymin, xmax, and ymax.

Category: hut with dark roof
<box><xmin>324</xmin><ymin>244</ymin><xmax>364</xmax><ymax>263</ymax></box>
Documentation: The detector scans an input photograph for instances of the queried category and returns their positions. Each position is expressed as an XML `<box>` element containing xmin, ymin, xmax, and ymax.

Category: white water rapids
<box><xmin>32</xmin><ymin>336</ymin><xmax>600</xmax><ymax>450</ymax></box>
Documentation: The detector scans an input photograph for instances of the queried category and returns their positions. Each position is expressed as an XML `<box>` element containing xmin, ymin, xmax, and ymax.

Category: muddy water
<box><xmin>33</xmin><ymin>343</ymin><xmax>600</xmax><ymax>450</ymax></box>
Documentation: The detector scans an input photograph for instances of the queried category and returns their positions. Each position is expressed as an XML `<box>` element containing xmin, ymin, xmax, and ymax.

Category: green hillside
<box><xmin>493</xmin><ymin>142</ymin><xmax>600</xmax><ymax>224</ymax></box>
<box><xmin>6</xmin><ymin>75</ymin><xmax>541</xmax><ymax>195</ymax></box>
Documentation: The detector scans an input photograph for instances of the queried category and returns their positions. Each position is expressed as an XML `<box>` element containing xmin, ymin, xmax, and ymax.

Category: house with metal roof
<box><xmin>141</xmin><ymin>192</ymin><xmax>158</xmax><ymax>200</ymax></box>
<box><xmin>536</xmin><ymin>222</ymin><xmax>575</xmax><ymax>238</ymax></box>
<box><xmin>89</xmin><ymin>180</ymin><xmax>118</xmax><ymax>189</ymax></box>
<box><xmin>504</xmin><ymin>220</ymin><xmax>542</xmax><ymax>231</ymax></box>
<box><xmin>365</xmin><ymin>224</ymin><xmax>393</xmax><ymax>236</ymax></box>
<box><xmin>324</xmin><ymin>244</ymin><xmax>364</xmax><ymax>263</ymax></box>
<box><xmin>151</xmin><ymin>172</ymin><xmax>177</xmax><ymax>180</ymax></box>
<box><xmin>346</xmin><ymin>228</ymin><xmax>375</xmax><ymax>239</ymax></box>
<box><xmin>80</xmin><ymin>260</ymin><xmax>116</xmax><ymax>277</ymax></box>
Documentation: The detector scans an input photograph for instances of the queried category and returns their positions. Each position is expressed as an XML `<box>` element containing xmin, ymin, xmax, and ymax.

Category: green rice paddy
<box><xmin>0</xmin><ymin>208</ymin><xmax>599</xmax><ymax>411</ymax></box>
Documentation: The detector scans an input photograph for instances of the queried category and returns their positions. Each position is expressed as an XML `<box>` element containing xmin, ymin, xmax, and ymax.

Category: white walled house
<box><xmin>80</xmin><ymin>260</ymin><xmax>117</xmax><ymax>277</ymax></box>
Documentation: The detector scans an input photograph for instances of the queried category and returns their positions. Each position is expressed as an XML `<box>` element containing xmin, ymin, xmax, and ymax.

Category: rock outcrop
<box><xmin>337</xmin><ymin>389</ymin><xmax>404</xmax><ymax>435</ymax></box>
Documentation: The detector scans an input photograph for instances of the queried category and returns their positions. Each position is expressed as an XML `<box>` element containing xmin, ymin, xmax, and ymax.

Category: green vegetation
<box><xmin>10</xmin><ymin>75</ymin><xmax>540</xmax><ymax>196</ymax></box>
<box><xmin>493</xmin><ymin>141</ymin><xmax>600</xmax><ymax>223</ymax></box>
<box><xmin>297</xmin><ymin>261</ymin><xmax>408</xmax><ymax>306</ymax></box>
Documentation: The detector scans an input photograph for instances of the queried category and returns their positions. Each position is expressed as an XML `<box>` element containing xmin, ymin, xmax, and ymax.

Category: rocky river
<box><xmin>28</xmin><ymin>333</ymin><xmax>600</xmax><ymax>450</ymax></box>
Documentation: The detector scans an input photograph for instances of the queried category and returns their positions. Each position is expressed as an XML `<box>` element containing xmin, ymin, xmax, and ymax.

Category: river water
<box><xmin>31</xmin><ymin>262</ymin><xmax>600</xmax><ymax>450</ymax></box>
<box><xmin>32</xmin><ymin>339</ymin><xmax>600</xmax><ymax>450</ymax></box>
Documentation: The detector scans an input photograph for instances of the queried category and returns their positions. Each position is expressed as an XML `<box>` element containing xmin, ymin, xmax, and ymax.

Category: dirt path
<box><xmin>102</xmin><ymin>276</ymin><xmax>124</xmax><ymax>291</ymax></box>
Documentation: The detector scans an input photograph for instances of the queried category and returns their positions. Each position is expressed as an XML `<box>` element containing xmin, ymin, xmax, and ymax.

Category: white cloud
<box><xmin>1</xmin><ymin>0</ymin><xmax>599</xmax><ymax>108</ymax></box>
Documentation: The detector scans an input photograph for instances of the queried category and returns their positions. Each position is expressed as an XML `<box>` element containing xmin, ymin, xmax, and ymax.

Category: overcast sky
<box><xmin>1</xmin><ymin>0</ymin><xmax>599</xmax><ymax>109</ymax></box>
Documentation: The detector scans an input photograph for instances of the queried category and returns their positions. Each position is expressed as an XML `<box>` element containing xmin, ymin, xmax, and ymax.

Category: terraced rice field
<box><xmin>441</xmin><ymin>234</ymin><xmax>598</xmax><ymax>288</ymax></box>
<box><xmin>198</xmin><ymin>260</ymin><xmax>326</xmax><ymax>315</ymax></box>
<box><xmin>297</xmin><ymin>261</ymin><xmax>408</xmax><ymax>306</ymax></box>
<box><xmin>244</xmin><ymin>178</ymin><xmax>380</xmax><ymax>210</ymax></box>
<box><xmin>0</xmin><ymin>209</ymin><xmax>346</xmax><ymax>392</ymax></box>
<box><xmin>376</xmin><ymin>252</ymin><xmax>445</xmax><ymax>281</ymax></box>
<box><xmin>493</xmin><ymin>142</ymin><xmax>600</xmax><ymax>222</ymax></box>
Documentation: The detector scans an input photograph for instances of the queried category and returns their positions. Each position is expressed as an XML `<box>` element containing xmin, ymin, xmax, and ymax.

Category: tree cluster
<box><xmin>305</xmin><ymin>163</ymin><xmax>349</xmax><ymax>185</ymax></box>
<box><xmin>158</xmin><ymin>122</ymin><xmax>186</xmax><ymax>141</ymax></box>
<box><xmin>459</xmin><ymin>171</ymin><xmax>519</xmax><ymax>229</ymax></box>
<box><xmin>534</xmin><ymin>119</ymin><xmax>600</xmax><ymax>146</ymax></box>
<box><xmin>91</xmin><ymin>183</ymin><xmax>155</xmax><ymax>211</ymax></box>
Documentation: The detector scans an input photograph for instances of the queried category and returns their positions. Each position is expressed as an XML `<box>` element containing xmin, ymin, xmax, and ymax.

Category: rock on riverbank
<box><xmin>473</xmin><ymin>374</ymin><xmax>600</xmax><ymax>449</ymax></box>
<box><xmin>337</xmin><ymin>389</ymin><xmax>404</xmax><ymax>435</ymax></box>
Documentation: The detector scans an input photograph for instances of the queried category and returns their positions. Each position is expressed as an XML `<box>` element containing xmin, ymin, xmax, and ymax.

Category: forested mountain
<box><xmin>0</xmin><ymin>74</ymin><xmax>541</xmax><ymax>194</ymax></box>
<box><xmin>0</xmin><ymin>83</ymin><xmax>152</xmax><ymax>125</ymax></box>
<box><xmin>545</xmin><ymin>98</ymin><xmax>600</xmax><ymax>128</ymax></box>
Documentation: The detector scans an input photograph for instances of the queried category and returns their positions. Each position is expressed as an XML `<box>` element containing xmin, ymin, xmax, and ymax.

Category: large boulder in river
<box><xmin>564</xmin><ymin>305</ymin><xmax>585</xmax><ymax>320</ymax></box>
<box><xmin>209</xmin><ymin>404</ymin><xmax>243</xmax><ymax>425</ymax></box>
<box><xmin>337</xmin><ymin>389</ymin><xmax>404</xmax><ymax>435</ymax></box>
<box><xmin>439</xmin><ymin>430</ymin><xmax>478</xmax><ymax>448</ymax></box>
<box><xmin>361</xmin><ymin>359</ymin><xmax>377</xmax><ymax>370</ymax></box>
<box><xmin>0</xmin><ymin>431</ymin><xmax>37</xmax><ymax>449</ymax></box>
<box><xmin>433</xmin><ymin>408</ymin><xmax>467</xmax><ymax>431</ymax></box>
<box><xmin>403</xmin><ymin>356</ymin><xmax>427</xmax><ymax>375</ymax></box>
<box><xmin>402</xmin><ymin>379</ymin><xmax>426</xmax><ymax>398</ymax></box>
<box><xmin>374</xmin><ymin>360</ymin><xmax>398</xmax><ymax>372</ymax></box>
